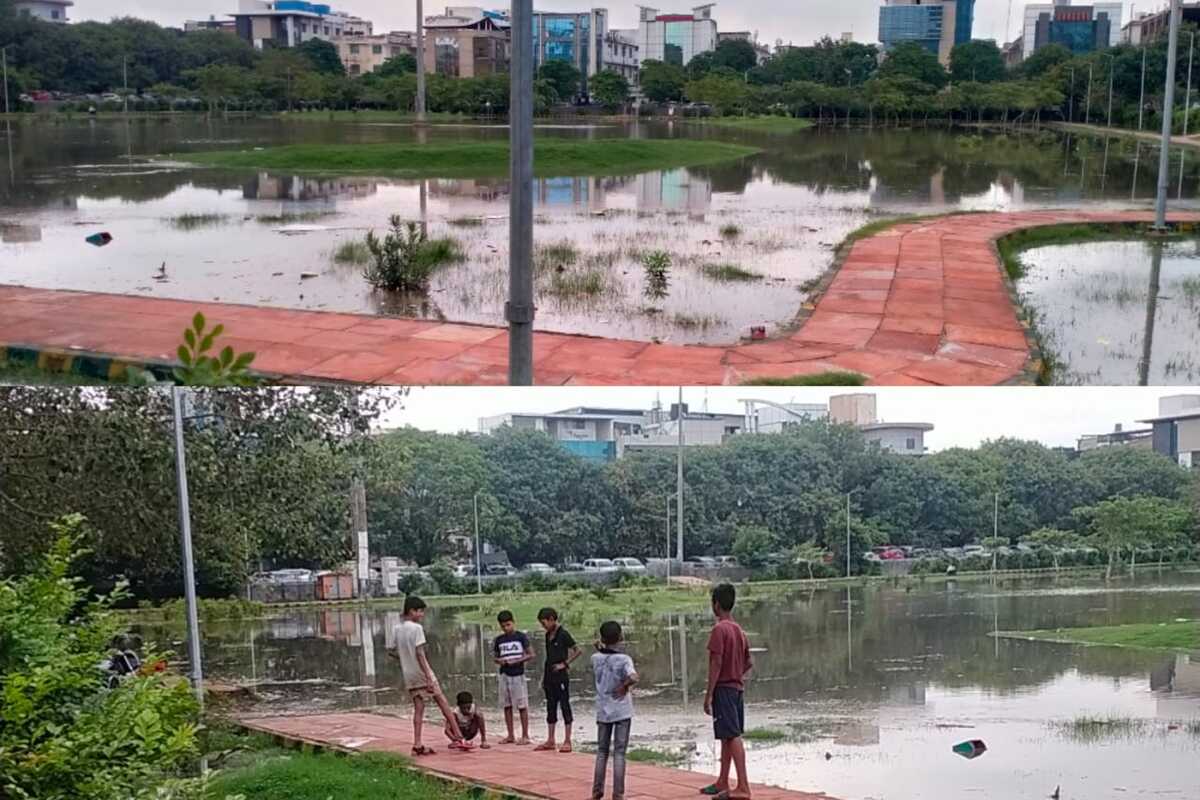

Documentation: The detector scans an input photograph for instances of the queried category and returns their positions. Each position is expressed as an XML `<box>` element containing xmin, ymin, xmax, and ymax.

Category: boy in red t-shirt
<box><xmin>701</xmin><ymin>583</ymin><xmax>753</xmax><ymax>800</ymax></box>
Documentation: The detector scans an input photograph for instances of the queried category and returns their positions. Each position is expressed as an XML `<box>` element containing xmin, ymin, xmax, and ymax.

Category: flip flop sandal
<box><xmin>559</xmin><ymin>743</ymin><xmax>573</xmax><ymax>753</ymax></box>
<box><xmin>412</xmin><ymin>746</ymin><xmax>436</xmax><ymax>756</ymax></box>
<box><xmin>699</xmin><ymin>785</ymin><xmax>723</xmax><ymax>796</ymax></box>
<box><xmin>534</xmin><ymin>742</ymin><xmax>557</xmax><ymax>751</ymax></box>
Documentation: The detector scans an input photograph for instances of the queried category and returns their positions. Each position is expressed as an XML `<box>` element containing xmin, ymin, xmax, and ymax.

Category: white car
<box><xmin>523</xmin><ymin>563</ymin><xmax>555</xmax><ymax>574</ymax></box>
<box><xmin>452</xmin><ymin>563</ymin><xmax>474</xmax><ymax>578</ymax></box>
<box><xmin>582</xmin><ymin>558</ymin><xmax>617</xmax><ymax>572</ymax></box>
<box><xmin>613</xmin><ymin>558</ymin><xmax>646</xmax><ymax>572</ymax></box>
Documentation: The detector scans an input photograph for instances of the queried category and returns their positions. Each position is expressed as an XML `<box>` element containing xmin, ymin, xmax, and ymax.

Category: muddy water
<box><xmin>1017</xmin><ymin>238</ymin><xmax>1200</xmax><ymax>386</ymax></box>
<box><xmin>137</xmin><ymin>572</ymin><xmax>1200</xmax><ymax>800</ymax></box>
<box><xmin>2</xmin><ymin>120</ymin><xmax>1200</xmax><ymax>344</ymax></box>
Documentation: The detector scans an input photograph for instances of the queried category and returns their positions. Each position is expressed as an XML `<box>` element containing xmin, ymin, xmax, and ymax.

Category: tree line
<box><xmin>0</xmin><ymin>387</ymin><xmax>1195</xmax><ymax>600</ymax></box>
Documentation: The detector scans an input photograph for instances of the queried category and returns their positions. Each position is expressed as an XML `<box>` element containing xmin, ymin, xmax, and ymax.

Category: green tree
<box><xmin>949</xmin><ymin>40</ymin><xmax>1005</xmax><ymax>83</ymax></box>
<box><xmin>711</xmin><ymin>38</ymin><xmax>759</xmax><ymax>74</ymax></box>
<box><xmin>590</xmin><ymin>69</ymin><xmax>630</xmax><ymax>110</ymax></box>
<box><xmin>685</xmin><ymin>73</ymin><xmax>749</xmax><ymax>114</ymax></box>
<box><xmin>878</xmin><ymin>41</ymin><xmax>948</xmax><ymax>89</ymax></box>
<box><xmin>1021</xmin><ymin>528</ymin><xmax>1085</xmax><ymax>570</ymax></box>
<box><xmin>639</xmin><ymin>59</ymin><xmax>687</xmax><ymax>102</ymax></box>
<box><xmin>0</xmin><ymin>519</ymin><xmax>201</xmax><ymax>799</ymax></box>
<box><xmin>1019</xmin><ymin>43</ymin><xmax>1072</xmax><ymax>79</ymax></box>
<box><xmin>538</xmin><ymin>59</ymin><xmax>582</xmax><ymax>102</ymax></box>
<box><xmin>1078</xmin><ymin>496</ymin><xmax>1193</xmax><ymax>578</ymax></box>
<box><xmin>789</xmin><ymin>540</ymin><xmax>829</xmax><ymax>580</ymax></box>
<box><xmin>297</xmin><ymin>37</ymin><xmax>345</xmax><ymax>75</ymax></box>
<box><xmin>184</xmin><ymin>63</ymin><xmax>251</xmax><ymax>114</ymax></box>
<box><xmin>377</xmin><ymin>52</ymin><xmax>417</xmax><ymax>77</ymax></box>
<box><xmin>732</xmin><ymin>524</ymin><xmax>777</xmax><ymax>567</ymax></box>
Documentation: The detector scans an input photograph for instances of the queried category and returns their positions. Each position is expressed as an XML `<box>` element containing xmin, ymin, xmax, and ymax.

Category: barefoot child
<box><xmin>388</xmin><ymin>595</ymin><xmax>470</xmax><ymax>756</ymax></box>
<box><xmin>590</xmin><ymin>621</ymin><xmax>638</xmax><ymax>800</ymax></box>
<box><xmin>493</xmin><ymin>610</ymin><xmax>534</xmax><ymax>745</ymax></box>
<box><xmin>535</xmin><ymin>607</ymin><xmax>581</xmax><ymax>753</ymax></box>
<box><xmin>701</xmin><ymin>584</ymin><xmax>753</xmax><ymax>800</ymax></box>
<box><xmin>448</xmin><ymin>691</ymin><xmax>491</xmax><ymax>749</ymax></box>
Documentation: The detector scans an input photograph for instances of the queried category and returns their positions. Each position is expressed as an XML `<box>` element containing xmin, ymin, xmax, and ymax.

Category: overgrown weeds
<box><xmin>363</xmin><ymin>216</ymin><xmax>463</xmax><ymax>291</ymax></box>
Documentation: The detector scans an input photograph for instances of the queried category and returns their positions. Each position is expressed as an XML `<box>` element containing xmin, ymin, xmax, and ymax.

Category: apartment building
<box><xmin>337</xmin><ymin>31</ymin><xmax>416</xmax><ymax>75</ymax></box>
<box><xmin>423</xmin><ymin>6</ymin><xmax>511</xmax><ymax>77</ymax></box>
<box><xmin>637</xmin><ymin>4</ymin><xmax>718</xmax><ymax>67</ymax></box>
<box><xmin>12</xmin><ymin>1</ymin><xmax>72</xmax><ymax>23</ymax></box>
<box><xmin>232</xmin><ymin>1</ymin><xmax>371</xmax><ymax>50</ymax></box>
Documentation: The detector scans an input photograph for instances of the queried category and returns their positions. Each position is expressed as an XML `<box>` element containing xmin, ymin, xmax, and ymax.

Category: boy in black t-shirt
<box><xmin>493</xmin><ymin>610</ymin><xmax>534</xmax><ymax>744</ymax></box>
<box><xmin>534</xmin><ymin>607</ymin><xmax>581</xmax><ymax>753</ymax></box>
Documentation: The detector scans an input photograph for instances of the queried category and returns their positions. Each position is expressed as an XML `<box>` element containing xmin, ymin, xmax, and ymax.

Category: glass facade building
<box><xmin>637</xmin><ymin>6</ymin><xmax>719</xmax><ymax>70</ymax></box>
<box><xmin>532</xmin><ymin>9</ymin><xmax>607</xmax><ymax>99</ymax></box>
<box><xmin>877</xmin><ymin>0</ymin><xmax>974</xmax><ymax>65</ymax></box>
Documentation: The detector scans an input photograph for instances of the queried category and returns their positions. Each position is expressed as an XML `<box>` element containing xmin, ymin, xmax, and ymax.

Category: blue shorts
<box><xmin>712</xmin><ymin>686</ymin><xmax>744</xmax><ymax>741</ymax></box>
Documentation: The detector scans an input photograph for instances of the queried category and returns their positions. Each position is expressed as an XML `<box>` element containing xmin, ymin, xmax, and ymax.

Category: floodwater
<box><xmin>2</xmin><ymin>120</ymin><xmax>1200</xmax><ymax>345</ymax></box>
<box><xmin>135</xmin><ymin>572</ymin><xmax>1200</xmax><ymax>800</ymax></box>
<box><xmin>1018</xmin><ymin>238</ymin><xmax>1200</xmax><ymax>385</ymax></box>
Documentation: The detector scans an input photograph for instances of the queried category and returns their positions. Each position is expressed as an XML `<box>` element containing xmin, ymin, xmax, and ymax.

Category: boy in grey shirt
<box><xmin>590</xmin><ymin>621</ymin><xmax>638</xmax><ymax>800</ymax></box>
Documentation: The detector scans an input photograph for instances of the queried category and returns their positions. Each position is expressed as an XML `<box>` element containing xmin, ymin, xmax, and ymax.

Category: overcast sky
<box><xmin>380</xmin><ymin>387</ymin><xmax>1183</xmax><ymax>451</ymax></box>
<box><xmin>77</xmin><ymin>0</ymin><xmax>1140</xmax><ymax>48</ymax></box>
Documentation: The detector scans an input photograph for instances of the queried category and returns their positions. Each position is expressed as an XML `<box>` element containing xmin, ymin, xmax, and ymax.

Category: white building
<box><xmin>336</xmin><ymin>31</ymin><xmax>416</xmax><ymax>75</ymax></box>
<box><xmin>231</xmin><ymin>1</ymin><xmax>370</xmax><ymax>50</ymax></box>
<box><xmin>605</xmin><ymin>28</ymin><xmax>642</xmax><ymax>85</ymax></box>
<box><xmin>637</xmin><ymin>4</ymin><xmax>718</xmax><ymax>67</ymax></box>
<box><xmin>12</xmin><ymin>1</ymin><xmax>72</xmax><ymax>23</ymax></box>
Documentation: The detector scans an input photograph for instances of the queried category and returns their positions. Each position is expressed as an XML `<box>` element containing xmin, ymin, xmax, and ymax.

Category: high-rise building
<box><xmin>878</xmin><ymin>0</ymin><xmax>975</xmax><ymax>66</ymax></box>
<box><xmin>231</xmin><ymin>1</ymin><xmax>371</xmax><ymax>50</ymax></box>
<box><xmin>637</xmin><ymin>5</ymin><xmax>718</xmax><ymax>67</ymax></box>
<box><xmin>532</xmin><ymin>10</ymin><xmax>608</xmax><ymax>99</ymax></box>
<box><xmin>1023</xmin><ymin>1</ymin><xmax>1122</xmax><ymax>58</ymax></box>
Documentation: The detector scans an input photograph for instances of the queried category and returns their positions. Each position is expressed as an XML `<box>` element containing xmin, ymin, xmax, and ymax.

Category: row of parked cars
<box><xmin>454</xmin><ymin>555</ymin><xmax>741</xmax><ymax>577</ymax></box>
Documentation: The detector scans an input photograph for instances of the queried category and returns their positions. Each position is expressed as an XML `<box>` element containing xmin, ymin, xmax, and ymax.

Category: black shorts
<box><xmin>712</xmin><ymin>685</ymin><xmax>745</xmax><ymax>741</ymax></box>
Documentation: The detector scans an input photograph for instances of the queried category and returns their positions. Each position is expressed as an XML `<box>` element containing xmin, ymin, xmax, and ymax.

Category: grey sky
<box><xmin>383</xmin><ymin>387</ymin><xmax>1182</xmax><ymax>452</ymax></box>
<box><xmin>77</xmin><ymin>1</ymin><xmax>1121</xmax><ymax>49</ymax></box>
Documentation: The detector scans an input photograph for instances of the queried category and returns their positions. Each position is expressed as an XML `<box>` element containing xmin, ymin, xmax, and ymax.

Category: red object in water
<box><xmin>750</xmin><ymin>326</ymin><xmax>767</xmax><ymax>340</ymax></box>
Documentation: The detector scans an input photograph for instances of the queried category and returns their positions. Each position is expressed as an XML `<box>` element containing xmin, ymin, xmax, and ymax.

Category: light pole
<box><xmin>1155</xmin><ymin>0</ymin><xmax>1183</xmax><ymax>231</ymax></box>
<box><xmin>1</xmin><ymin>46</ymin><xmax>10</xmax><ymax>116</ymax></box>
<box><xmin>992</xmin><ymin>491</ymin><xmax>1001</xmax><ymax>573</ymax></box>
<box><xmin>676</xmin><ymin>386</ymin><xmax>685</xmax><ymax>562</ymax></box>
<box><xmin>1185</xmin><ymin>30</ymin><xmax>1196</xmax><ymax>137</ymax></box>
<box><xmin>170</xmin><ymin>387</ymin><xmax>204</xmax><ymax>710</ymax></box>
<box><xmin>415</xmin><ymin>0</ymin><xmax>426</xmax><ymax>122</ymax></box>
<box><xmin>507</xmin><ymin>0</ymin><xmax>534</xmax><ymax>384</ymax></box>
<box><xmin>844</xmin><ymin>67</ymin><xmax>852</xmax><ymax>129</ymax></box>
<box><xmin>473</xmin><ymin>491</ymin><xmax>482</xmax><ymax>594</ymax></box>
<box><xmin>1085</xmin><ymin>62</ymin><xmax>1094</xmax><ymax>124</ymax></box>
<box><xmin>1068</xmin><ymin>66</ymin><xmax>1075</xmax><ymax>123</ymax></box>
<box><xmin>665</xmin><ymin>496</ymin><xmax>676</xmax><ymax>585</ymax></box>
<box><xmin>845</xmin><ymin>488</ymin><xmax>862</xmax><ymax>578</ymax></box>
<box><xmin>123</xmin><ymin>55</ymin><xmax>130</xmax><ymax>115</ymax></box>
<box><xmin>1103</xmin><ymin>52</ymin><xmax>1116</xmax><ymax>128</ymax></box>
<box><xmin>1139</xmin><ymin>45</ymin><xmax>1148</xmax><ymax>130</ymax></box>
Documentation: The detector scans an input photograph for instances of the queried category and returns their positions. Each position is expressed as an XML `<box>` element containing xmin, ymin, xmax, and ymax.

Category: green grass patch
<box><xmin>428</xmin><ymin>584</ymin><xmax>712</xmax><ymax>630</ymax></box>
<box><xmin>332</xmin><ymin>240</ymin><xmax>371</xmax><ymax>264</ymax></box>
<box><xmin>447</xmin><ymin>216</ymin><xmax>486</xmax><ymax>227</ymax></box>
<box><xmin>743</xmin><ymin>727</ymin><xmax>788</xmax><ymax>743</ymax></box>
<box><xmin>627</xmin><ymin>747</ymin><xmax>689</xmax><ymax>766</ymax></box>
<box><xmin>995</xmin><ymin>221</ymin><xmax>1198</xmax><ymax>280</ymax></box>
<box><xmin>742</xmin><ymin>370</ymin><xmax>867</xmax><ymax>386</ymax></box>
<box><xmin>701</xmin><ymin>263</ymin><xmax>762</xmax><ymax>282</ymax></box>
<box><xmin>547</xmin><ymin>268</ymin><xmax>613</xmax><ymax>300</ymax></box>
<box><xmin>1001</xmin><ymin>620</ymin><xmax>1200</xmax><ymax>652</ymax></box>
<box><xmin>534</xmin><ymin>241</ymin><xmax>580</xmax><ymax>273</ymax></box>
<box><xmin>0</xmin><ymin>360</ymin><xmax>107</xmax><ymax>386</ymax></box>
<box><xmin>280</xmin><ymin>110</ymin><xmax>468</xmax><ymax>124</ymax></box>
<box><xmin>719</xmin><ymin>223</ymin><xmax>742</xmax><ymax>240</ymax></box>
<box><xmin>256</xmin><ymin>212</ymin><xmax>335</xmax><ymax>225</ymax></box>
<box><xmin>206</xmin><ymin>751</ymin><xmax>468</xmax><ymax>800</ymax></box>
<box><xmin>166</xmin><ymin>213</ymin><xmax>229</xmax><ymax>230</ymax></box>
<box><xmin>183</xmin><ymin>140</ymin><xmax>761</xmax><ymax>179</ymax></box>
<box><xmin>698</xmin><ymin>116</ymin><xmax>814</xmax><ymax>134</ymax></box>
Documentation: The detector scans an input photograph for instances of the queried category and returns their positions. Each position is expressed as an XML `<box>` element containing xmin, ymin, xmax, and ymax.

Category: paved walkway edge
<box><xmin>4</xmin><ymin>210</ymin><xmax>1197</xmax><ymax>385</ymax></box>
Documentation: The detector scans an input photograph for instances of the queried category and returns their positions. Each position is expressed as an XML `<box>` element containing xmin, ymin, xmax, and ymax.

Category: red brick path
<box><xmin>1</xmin><ymin>210</ymin><xmax>1191</xmax><ymax>385</ymax></box>
<box><xmin>239</xmin><ymin>711</ymin><xmax>834</xmax><ymax>800</ymax></box>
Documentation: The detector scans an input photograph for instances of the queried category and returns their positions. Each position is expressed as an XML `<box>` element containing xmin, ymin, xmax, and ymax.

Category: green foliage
<box><xmin>742</xmin><ymin>371</ymin><xmax>867</xmax><ymax>386</ymax></box>
<box><xmin>685</xmin><ymin>73</ymin><xmax>750</xmax><ymax>115</ymax></box>
<box><xmin>639</xmin><ymin>59</ymin><xmax>687</xmax><ymax>102</ymax></box>
<box><xmin>0</xmin><ymin>518</ymin><xmax>201</xmax><ymax>800</ymax></box>
<box><xmin>1076</xmin><ymin>495</ymin><xmax>1194</xmax><ymax>577</ymax></box>
<box><xmin>732</xmin><ymin>525</ymin><xmax>777</xmax><ymax>568</ymax></box>
<box><xmin>173</xmin><ymin>313</ymin><xmax>258</xmax><ymax>387</ymax></box>
<box><xmin>949</xmin><ymin>40</ymin><xmax>1006</xmax><ymax>84</ymax></box>
<box><xmin>590</xmin><ymin>69</ymin><xmax>630</xmax><ymax>110</ymax></box>
<box><xmin>1019</xmin><ymin>43</ymin><xmax>1073</xmax><ymax>80</ymax></box>
<box><xmin>376</xmin><ymin>53</ymin><xmax>417</xmax><ymax>78</ymax></box>
<box><xmin>538</xmin><ymin>59</ymin><xmax>583</xmax><ymax>102</ymax></box>
<box><xmin>296</xmin><ymin>38</ymin><xmax>345</xmax><ymax>76</ymax></box>
<box><xmin>641</xmin><ymin>250</ymin><xmax>671</xmax><ymax>300</ymax></box>
<box><xmin>878</xmin><ymin>42</ymin><xmax>948</xmax><ymax>89</ymax></box>
<box><xmin>208</xmin><ymin>751</ymin><xmax>469</xmax><ymax>800</ymax></box>
<box><xmin>363</xmin><ymin>216</ymin><xmax>462</xmax><ymax>292</ymax></box>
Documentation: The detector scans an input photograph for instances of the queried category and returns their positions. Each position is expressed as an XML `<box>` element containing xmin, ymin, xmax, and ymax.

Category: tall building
<box><xmin>532</xmin><ymin>9</ymin><xmax>608</xmax><ymax>98</ymax></box>
<box><xmin>605</xmin><ymin>29</ymin><xmax>641</xmax><ymax>85</ymax></box>
<box><xmin>12</xmin><ymin>1</ymin><xmax>72</xmax><ymax>23</ymax></box>
<box><xmin>231</xmin><ymin>1</ymin><xmax>370</xmax><ymax>50</ymax></box>
<box><xmin>878</xmin><ymin>0</ymin><xmax>975</xmax><ymax>66</ymax></box>
<box><xmin>423</xmin><ymin>6</ymin><xmax>510</xmax><ymax>77</ymax></box>
<box><xmin>637</xmin><ymin>5</ymin><xmax>718</xmax><ymax>67</ymax></box>
<box><xmin>1023</xmin><ymin>1</ymin><xmax>1121</xmax><ymax>57</ymax></box>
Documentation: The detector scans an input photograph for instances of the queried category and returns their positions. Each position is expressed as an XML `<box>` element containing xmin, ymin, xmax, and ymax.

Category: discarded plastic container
<box><xmin>750</xmin><ymin>325</ymin><xmax>767</xmax><ymax>341</ymax></box>
<box><xmin>952</xmin><ymin>739</ymin><xmax>987</xmax><ymax>760</ymax></box>
<box><xmin>85</xmin><ymin>232</ymin><xmax>113</xmax><ymax>247</ymax></box>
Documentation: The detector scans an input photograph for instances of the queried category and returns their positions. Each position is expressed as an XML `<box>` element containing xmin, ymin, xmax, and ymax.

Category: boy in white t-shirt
<box><xmin>388</xmin><ymin>595</ymin><xmax>469</xmax><ymax>756</ymax></box>
<box><xmin>590</xmin><ymin>620</ymin><xmax>639</xmax><ymax>800</ymax></box>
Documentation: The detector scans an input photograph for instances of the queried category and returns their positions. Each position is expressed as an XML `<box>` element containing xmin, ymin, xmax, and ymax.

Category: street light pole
<box><xmin>2</xmin><ymin>47</ymin><xmax>10</xmax><ymax>116</ymax></box>
<box><xmin>170</xmin><ymin>387</ymin><xmax>204</xmax><ymax>710</ymax></box>
<box><xmin>123</xmin><ymin>55</ymin><xmax>129</xmax><ymax>115</ymax></box>
<box><xmin>1139</xmin><ymin>45</ymin><xmax>1148</xmax><ymax>130</ymax></box>
<box><xmin>1085</xmin><ymin>63</ymin><xmax>1093</xmax><ymax>124</ymax></box>
<box><xmin>1106</xmin><ymin>53</ymin><xmax>1115</xmax><ymax>128</ymax></box>
<box><xmin>415</xmin><ymin>0</ymin><xmax>426</xmax><ymax>122</ymax></box>
<box><xmin>676</xmin><ymin>386</ymin><xmax>685</xmax><ymax>563</ymax></box>
<box><xmin>1068</xmin><ymin>66</ymin><xmax>1075</xmax><ymax>123</ymax></box>
<box><xmin>507</xmin><ymin>0</ymin><xmax>534</xmax><ymax>384</ymax></box>
<box><xmin>1185</xmin><ymin>31</ymin><xmax>1196</xmax><ymax>137</ymax></box>
<box><xmin>473</xmin><ymin>491</ymin><xmax>482</xmax><ymax>594</ymax></box>
<box><xmin>845</xmin><ymin>492</ymin><xmax>852</xmax><ymax>578</ymax></box>
<box><xmin>1155</xmin><ymin>0</ymin><xmax>1183</xmax><ymax>230</ymax></box>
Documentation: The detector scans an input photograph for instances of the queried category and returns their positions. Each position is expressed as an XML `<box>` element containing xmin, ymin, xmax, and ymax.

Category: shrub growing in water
<box><xmin>363</xmin><ymin>216</ymin><xmax>462</xmax><ymax>291</ymax></box>
<box><xmin>642</xmin><ymin>250</ymin><xmax>671</xmax><ymax>300</ymax></box>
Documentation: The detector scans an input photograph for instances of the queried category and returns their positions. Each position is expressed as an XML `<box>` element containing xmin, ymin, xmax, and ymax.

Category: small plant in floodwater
<box><xmin>167</xmin><ymin>213</ymin><xmax>229</xmax><ymax>230</ymax></box>
<box><xmin>742</xmin><ymin>370</ymin><xmax>867</xmax><ymax>387</ymax></box>
<box><xmin>642</xmin><ymin>250</ymin><xmax>671</xmax><ymax>300</ymax></box>
<box><xmin>627</xmin><ymin>747</ymin><xmax>688</xmax><ymax>766</ymax></box>
<box><xmin>743</xmin><ymin>728</ymin><xmax>788</xmax><ymax>743</ymax></box>
<box><xmin>332</xmin><ymin>240</ymin><xmax>370</xmax><ymax>264</ymax></box>
<box><xmin>363</xmin><ymin>216</ymin><xmax>462</xmax><ymax>292</ymax></box>
<box><xmin>448</xmin><ymin>216</ymin><xmax>486</xmax><ymax>228</ymax></box>
<box><xmin>255</xmin><ymin>211</ymin><xmax>333</xmax><ymax>225</ymax></box>
<box><xmin>702</xmin><ymin>263</ymin><xmax>762</xmax><ymax>282</ymax></box>
<box><xmin>719</xmin><ymin>223</ymin><xmax>742</xmax><ymax>240</ymax></box>
<box><xmin>548</xmin><ymin>268</ymin><xmax>609</xmax><ymax>300</ymax></box>
<box><xmin>671</xmin><ymin>313</ymin><xmax>721</xmax><ymax>330</ymax></box>
<box><xmin>535</xmin><ymin>241</ymin><xmax>580</xmax><ymax>274</ymax></box>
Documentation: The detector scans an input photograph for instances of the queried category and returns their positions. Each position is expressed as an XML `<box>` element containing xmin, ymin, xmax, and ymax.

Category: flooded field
<box><xmin>135</xmin><ymin>572</ymin><xmax>1200</xmax><ymax>800</ymax></box>
<box><xmin>3</xmin><ymin>120</ymin><xmax>1200</xmax><ymax>345</ymax></box>
<box><xmin>1018</xmin><ymin>238</ymin><xmax>1200</xmax><ymax>385</ymax></box>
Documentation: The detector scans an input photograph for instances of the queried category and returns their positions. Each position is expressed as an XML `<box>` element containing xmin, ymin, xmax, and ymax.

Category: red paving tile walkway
<box><xmin>240</xmin><ymin>711</ymin><xmax>835</xmax><ymax>800</ymax></box>
<box><xmin>2</xmin><ymin>210</ymin><xmax>1194</xmax><ymax>385</ymax></box>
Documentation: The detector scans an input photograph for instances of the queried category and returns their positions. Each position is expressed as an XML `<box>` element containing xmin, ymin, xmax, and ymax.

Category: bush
<box><xmin>363</xmin><ymin>216</ymin><xmax>462</xmax><ymax>291</ymax></box>
<box><xmin>0</xmin><ymin>516</ymin><xmax>201</xmax><ymax>800</ymax></box>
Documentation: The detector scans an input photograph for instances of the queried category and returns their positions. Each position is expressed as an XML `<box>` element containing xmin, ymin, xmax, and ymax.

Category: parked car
<box><xmin>453</xmin><ymin>563</ymin><xmax>473</xmax><ymax>578</ymax></box>
<box><xmin>686</xmin><ymin>556</ymin><xmax>718</xmax><ymax>568</ymax></box>
<box><xmin>560</xmin><ymin>562</ymin><xmax>585</xmax><ymax>573</ymax></box>
<box><xmin>880</xmin><ymin>548</ymin><xmax>906</xmax><ymax>561</ymax></box>
<box><xmin>485</xmin><ymin>563</ymin><xmax>516</xmax><ymax>576</ymax></box>
<box><xmin>715</xmin><ymin>555</ymin><xmax>738</xmax><ymax>567</ymax></box>
<box><xmin>582</xmin><ymin>558</ymin><xmax>616</xmax><ymax>572</ymax></box>
<box><xmin>522</xmin><ymin>562</ymin><xmax>555</xmax><ymax>575</ymax></box>
<box><xmin>613</xmin><ymin>557</ymin><xmax>646</xmax><ymax>573</ymax></box>
<box><xmin>862</xmin><ymin>552</ymin><xmax>882</xmax><ymax>563</ymax></box>
<box><xmin>265</xmin><ymin>568</ymin><xmax>313</xmax><ymax>583</ymax></box>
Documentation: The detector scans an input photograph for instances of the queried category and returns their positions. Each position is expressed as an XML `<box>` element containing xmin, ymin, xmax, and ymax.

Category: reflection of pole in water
<box><xmin>1101</xmin><ymin>138</ymin><xmax>1110</xmax><ymax>193</ymax></box>
<box><xmin>1132</xmin><ymin>143</ymin><xmax>1141</xmax><ymax>201</ymax></box>
<box><xmin>1063</xmin><ymin>134</ymin><xmax>1071</xmax><ymax>177</ymax></box>
<box><xmin>845</xmin><ymin>586</ymin><xmax>853</xmax><ymax>673</ymax></box>
<box><xmin>248</xmin><ymin>625</ymin><xmax>257</xmax><ymax>687</ymax></box>
<box><xmin>420</xmin><ymin>179</ymin><xmax>428</xmax><ymax>238</ymax></box>
<box><xmin>993</xmin><ymin>594</ymin><xmax>999</xmax><ymax>659</ymax></box>
<box><xmin>478</xmin><ymin>623</ymin><xmax>487</xmax><ymax>705</ymax></box>
<box><xmin>4</xmin><ymin>118</ymin><xmax>12</xmax><ymax>187</ymax></box>
<box><xmin>1138</xmin><ymin>242</ymin><xmax>1164</xmax><ymax>386</ymax></box>
<box><xmin>678</xmin><ymin>613</ymin><xmax>689</xmax><ymax>708</ymax></box>
<box><xmin>361</xmin><ymin>611</ymin><xmax>376</xmax><ymax>684</ymax></box>
<box><xmin>1180</xmin><ymin>150</ymin><xmax>1188</xmax><ymax>200</ymax></box>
